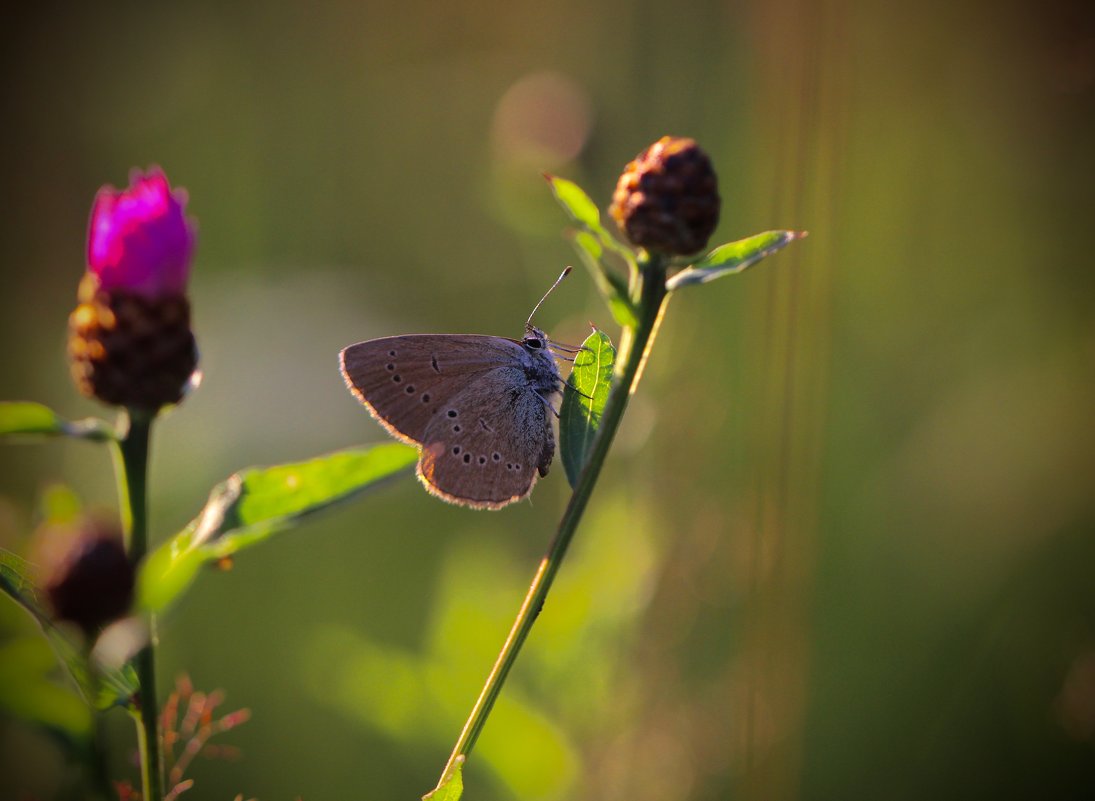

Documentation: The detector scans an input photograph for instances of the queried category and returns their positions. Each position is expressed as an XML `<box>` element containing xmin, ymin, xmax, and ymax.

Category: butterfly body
<box><xmin>339</xmin><ymin>327</ymin><xmax>561</xmax><ymax>509</ymax></box>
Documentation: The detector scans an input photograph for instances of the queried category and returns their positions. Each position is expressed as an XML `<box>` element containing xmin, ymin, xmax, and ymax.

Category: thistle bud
<box><xmin>609</xmin><ymin>136</ymin><xmax>720</xmax><ymax>256</ymax></box>
<box><xmin>68</xmin><ymin>168</ymin><xmax>198</xmax><ymax>411</ymax></box>
<box><xmin>38</xmin><ymin>519</ymin><xmax>135</xmax><ymax>636</ymax></box>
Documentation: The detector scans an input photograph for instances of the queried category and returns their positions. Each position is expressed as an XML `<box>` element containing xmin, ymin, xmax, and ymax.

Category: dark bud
<box><xmin>42</xmin><ymin>519</ymin><xmax>135</xmax><ymax>636</ymax></box>
<box><xmin>609</xmin><ymin>136</ymin><xmax>721</xmax><ymax>256</ymax></box>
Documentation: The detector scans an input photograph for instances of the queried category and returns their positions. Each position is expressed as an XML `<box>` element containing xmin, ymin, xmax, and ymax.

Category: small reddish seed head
<box><xmin>609</xmin><ymin>136</ymin><xmax>721</xmax><ymax>256</ymax></box>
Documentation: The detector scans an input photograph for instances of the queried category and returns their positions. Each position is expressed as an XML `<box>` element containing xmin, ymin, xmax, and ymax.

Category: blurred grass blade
<box><xmin>139</xmin><ymin>442</ymin><xmax>418</xmax><ymax>613</ymax></box>
<box><xmin>666</xmin><ymin>230</ymin><xmax>807</xmax><ymax>290</ymax></box>
<box><xmin>0</xmin><ymin>402</ymin><xmax>114</xmax><ymax>442</ymax></box>
<box><xmin>560</xmin><ymin>330</ymin><xmax>616</xmax><ymax>488</ymax></box>
<box><xmin>424</xmin><ymin>755</ymin><xmax>464</xmax><ymax>801</ymax></box>
<box><xmin>569</xmin><ymin>231</ymin><xmax>637</xmax><ymax>328</ymax></box>
<box><xmin>1</xmin><ymin>548</ymin><xmax>137</xmax><ymax>710</ymax></box>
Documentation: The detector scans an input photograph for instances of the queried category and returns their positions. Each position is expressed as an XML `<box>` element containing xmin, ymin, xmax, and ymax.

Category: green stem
<box><xmin>434</xmin><ymin>252</ymin><xmax>669</xmax><ymax>790</ymax></box>
<box><xmin>114</xmin><ymin>409</ymin><xmax>164</xmax><ymax>801</ymax></box>
<box><xmin>83</xmin><ymin>642</ymin><xmax>115</xmax><ymax>801</ymax></box>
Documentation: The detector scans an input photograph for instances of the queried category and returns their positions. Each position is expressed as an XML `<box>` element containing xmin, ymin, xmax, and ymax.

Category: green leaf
<box><xmin>559</xmin><ymin>330</ymin><xmax>616</xmax><ymax>488</ymax></box>
<box><xmin>0</xmin><ymin>402</ymin><xmax>114</xmax><ymax>442</ymax></box>
<box><xmin>545</xmin><ymin>175</ymin><xmax>636</xmax><ymax>267</ymax></box>
<box><xmin>545</xmin><ymin>174</ymin><xmax>602</xmax><ymax>231</ymax></box>
<box><xmin>1</xmin><ymin>548</ymin><xmax>46</xmax><ymax>620</ymax></box>
<box><xmin>547</xmin><ymin>174</ymin><xmax>641</xmax><ymax>326</ymax></box>
<box><xmin>666</xmin><ymin>230</ymin><xmax>807</xmax><ymax>290</ymax></box>
<box><xmin>569</xmin><ymin>231</ymin><xmax>638</xmax><ymax>328</ymax></box>
<box><xmin>423</xmin><ymin>755</ymin><xmax>464</xmax><ymax>801</ymax></box>
<box><xmin>0</xmin><ymin>402</ymin><xmax>63</xmax><ymax>435</ymax></box>
<box><xmin>138</xmin><ymin>442</ymin><xmax>418</xmax><ymax>612</ymax></box>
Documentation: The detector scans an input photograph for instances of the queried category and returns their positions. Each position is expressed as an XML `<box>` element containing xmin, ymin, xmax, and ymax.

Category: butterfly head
<box><xmin>522</xmin><ymin>327</ymin><xmax>549</xmax><ymax>352</ymax></box>
<box><xmin>520</xmin><ymin>326</ymin><xmax>562</xmax><ymax>396</ymax></box>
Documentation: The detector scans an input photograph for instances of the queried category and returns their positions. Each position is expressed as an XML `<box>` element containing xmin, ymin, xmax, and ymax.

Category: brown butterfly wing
<box><xmin>417</xmin><ymin>373</ymin><xmax>555</xmax><ymax>509</ymax></box>
<box><xmin>339</xmin><ymin>335</ymin><xmax>520</xmax><ymax>444</ymax></box>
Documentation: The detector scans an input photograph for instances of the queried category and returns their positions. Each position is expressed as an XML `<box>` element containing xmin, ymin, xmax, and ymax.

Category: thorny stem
<box><xmin>114</xmin><ymin>409</ymin><xmax>164</xmax><ymax>801</ymax></box>
<box><xmin>435</xmin><ymin>251</ymin><xmax>669</xmax><ymax>790</ymax></box>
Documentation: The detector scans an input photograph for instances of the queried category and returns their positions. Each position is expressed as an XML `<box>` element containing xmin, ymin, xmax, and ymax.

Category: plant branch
<box><xmin>114</xmin><ymin>409</ymin><xmax>164</xmax><ymax>801</ymax></box>
<box><xmin>434</xmin><ymin>251</ymin><xmax>669</xmax><ymax>790</ymax></box>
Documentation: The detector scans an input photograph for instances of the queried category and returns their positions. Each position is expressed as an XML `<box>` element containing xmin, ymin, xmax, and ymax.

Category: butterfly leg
<box><xmin>536</xmin><ymin>392</ymin><xmax>562</xmax><ymax>418</ymax></box>
<box><xmin>562</xmin><ymin>379</ymin><xmax>595</xmax><ymax>401</ymax></box>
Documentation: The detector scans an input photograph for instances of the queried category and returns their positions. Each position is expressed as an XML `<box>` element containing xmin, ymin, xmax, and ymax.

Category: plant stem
<box><xmin>435</xmin><ymin>252</ymin><xmax>669</xmax><ymax>790</ymax></box>
<box><xmin>83</xmin><ymin>642</ymin><xmax>115</xmax><ymax>801</ymax></box>
<box><xmin>114</xmin><ymin>409</ymin><xmax>164</xmax><ymax>801</ymax></box>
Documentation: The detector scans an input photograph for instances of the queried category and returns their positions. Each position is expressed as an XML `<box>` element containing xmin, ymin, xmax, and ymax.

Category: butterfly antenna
<box><xmin>526</xmin><ymin>266</ymin><xmax>573</xmax><ymax>330</ymax></box>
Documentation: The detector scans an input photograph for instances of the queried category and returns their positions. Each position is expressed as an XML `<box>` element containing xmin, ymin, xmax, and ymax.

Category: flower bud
<box><xmin>39</xmin><ymin>519</ymin><xmax>135</xmax><ymax>636</ymax></box>
<box><xmin>609</xmin><ymin>136</ymin><xmax>720</xmax><ymax>256</ymax></box>
<box><xmin>68</xmin><ymin>168</ymin><xmax>198</xmax><ymax>410</ymax></box>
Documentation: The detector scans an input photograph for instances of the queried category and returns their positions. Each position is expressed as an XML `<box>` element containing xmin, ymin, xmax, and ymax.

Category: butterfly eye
<box><xmin>525</xmin><ymin>336</ymin><xmax>544</xmax><ymax>350</ymax></box>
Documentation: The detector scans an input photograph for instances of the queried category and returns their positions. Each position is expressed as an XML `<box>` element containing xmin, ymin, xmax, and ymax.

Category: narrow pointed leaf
<box><xmin>138</xmin><ymin>442</ymin><xmax>418</xmax><ymax>612</ymax></box>
<box><xmin>0</xmin><ymin>402</ymin><xmax>114</xmax><ymax>442</ymax></box>
<box><xmin>546</xmin><ymin>175</ymin><xmax>635</xmax><ymax>266</ymax></box>
<box><xmin>666</xmin><ymin>230</ymin><xmax>807</xmax><ymax>290</ymax></box>
<box><xmin>547</xmin><ymin>174</ymin><xmax>640</xmax><ymax>325</ymax></box>
<box><xmin>569</xmin><ymin>231</ymin><xmax>637</xmax><ymax>328</ymax></box>
<box><xmin>560</xmin><ymin>330</ymin><xmax>616</xmax><ymax>488</ymax></box>
<box><xmin>545</xmin><ymin>174</ymin><xmax>602</xmax><ymax>231</ymax></box>
<box><xmin>423</xmin><ymin>756</ymin><xmax>465</xmax><ymax>801</ymax></box>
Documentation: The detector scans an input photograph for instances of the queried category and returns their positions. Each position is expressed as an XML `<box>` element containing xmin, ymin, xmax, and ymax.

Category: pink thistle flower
<box><xmin>87</xmin><ymin>167</ymin><xmax>196</xmax><ymax>298</ymax></box>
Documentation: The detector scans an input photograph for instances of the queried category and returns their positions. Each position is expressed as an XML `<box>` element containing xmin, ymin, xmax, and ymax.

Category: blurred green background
<box><xmin>2</xmin><ymin>0</ymin><xmax>1094</xmax><ymax>799</ymax></box>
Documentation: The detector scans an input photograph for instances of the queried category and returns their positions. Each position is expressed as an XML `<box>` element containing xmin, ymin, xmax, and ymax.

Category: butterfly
<box><xmin>339</xmin><ymin>270</ymin><xmax>577</xmax><ymax>509</ymax></box>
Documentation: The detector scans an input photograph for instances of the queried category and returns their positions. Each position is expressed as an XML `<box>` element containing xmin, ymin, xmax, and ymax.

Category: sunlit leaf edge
<box><xmin>666</xmin><ymin>230</ymin><xmax>807</xmax><ymax>290</ymax></box>
<box><xmin>423</xmin><ymin>755</ymin><xmax>464</xmax><ymax>801</ymax></box>
<box><xmin>138</xmin><ymin>442</ymin><xmax>418</xmax><ymax>613</ymax></box>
